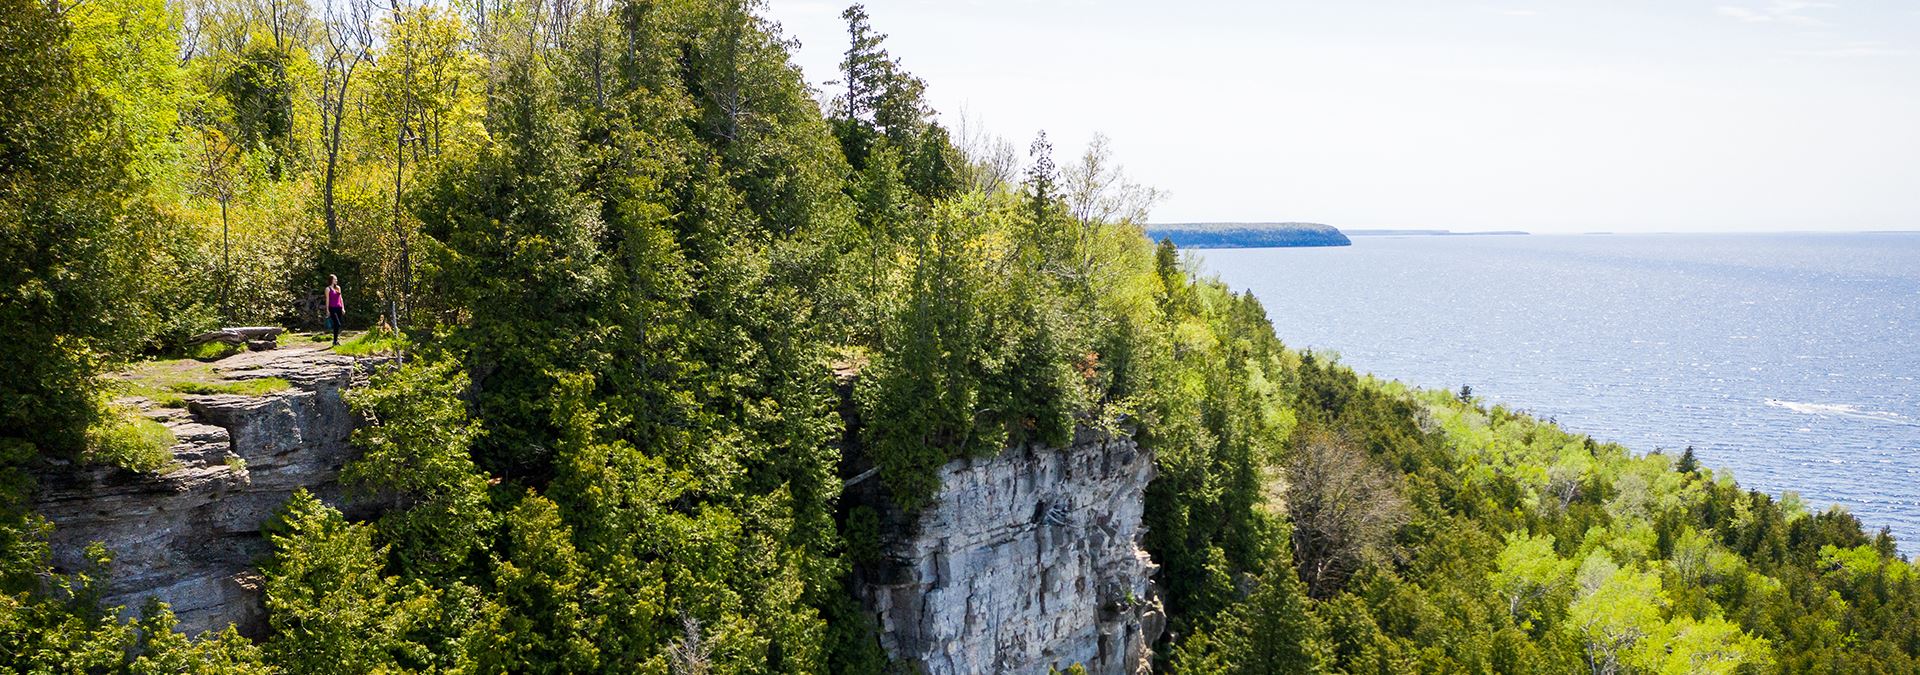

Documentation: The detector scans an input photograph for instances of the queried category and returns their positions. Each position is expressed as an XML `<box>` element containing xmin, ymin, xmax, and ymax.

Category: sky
<box><xmin>761</xmin><ymin>0</ymin><xmax>1920</xmax><ymax>233</ymax></box>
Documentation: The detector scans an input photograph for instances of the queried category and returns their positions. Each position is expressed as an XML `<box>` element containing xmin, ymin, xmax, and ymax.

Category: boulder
<box><xmin>188</xmin><ymin>326</ymin><xmax>285</xmax><ymax>346</ymax></box>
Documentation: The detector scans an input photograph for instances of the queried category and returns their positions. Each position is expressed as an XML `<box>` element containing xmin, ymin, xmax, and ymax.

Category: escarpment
<box><xmin>847</xmin><ymin>429</ymin><xmax>1164</xmax><ymax>675</ymax></box>
<box><xmin>31</xmin><ymin>344</ymin><xmax>383</xmax><ymax>636</ymax></box>
<box><xmin>36</xmin><ymin>346</ymin><xmax>1166</xmax><ymax>672</ymax></box>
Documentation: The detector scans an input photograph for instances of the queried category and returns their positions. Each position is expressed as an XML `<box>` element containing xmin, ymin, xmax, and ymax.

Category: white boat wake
<box><xmin>1764</xmin><ymin>399</ymin><xmax>1919</xmax><ymax>427</ymax></box>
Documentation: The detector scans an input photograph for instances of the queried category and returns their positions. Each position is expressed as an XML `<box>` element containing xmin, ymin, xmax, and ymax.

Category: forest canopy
<box><xmin>4</xmin><ymin>0</ymin><xmax>1920</xmax><ymax>672</ymax></box>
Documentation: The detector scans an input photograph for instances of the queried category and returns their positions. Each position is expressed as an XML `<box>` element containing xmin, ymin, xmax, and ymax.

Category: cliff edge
<box><xmin>31</xmin><ymin>344</ymin><xmax>382</xmax><ymax>636</ymax></box>
<box><xmin>850</xmin><ymin>429</ymin><xmax>1163</xmax><ymax>674</ymax></box>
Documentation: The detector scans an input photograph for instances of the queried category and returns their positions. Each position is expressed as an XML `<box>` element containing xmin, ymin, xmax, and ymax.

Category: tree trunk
<box><xmin>220</xmin><ymin>199</ymin><xmax>231</xmax><ymax>321</ymax></box>
<box><xmin>323</xmin><ymin>131</ymin><xmax>340</xmax><ymax>247</ymax></box>
<box><xmin>391</xmin><ymin>119</ymin><xmax>407</xmax><ymax>334</ymax></box>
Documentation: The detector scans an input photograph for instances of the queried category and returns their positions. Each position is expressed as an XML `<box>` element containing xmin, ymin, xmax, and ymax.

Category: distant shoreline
<box><xmin>1345</xmin><ymin>229</ymin><xmax>1530</xmax><ymax>236</ymax></box>
<box><xmin>1146</xmin><ymin>222</ymin><xmax>1351</xmax><ymax>248</ymax></box>
<box><xmin>1147</xmin><ymin>226</ymin><xmax>1909</xmax><ymax>246</ymax></box>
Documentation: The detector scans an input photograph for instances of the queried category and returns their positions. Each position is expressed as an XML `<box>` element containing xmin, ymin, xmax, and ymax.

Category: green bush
<box><xmin>332</xmin><ymin>326</ymin><xmax>404</xmax><ymax>357</ymax></box>
<box><xmin>85</xmin><ymin>410</ymin><xmax>175</xmax><ymax>473</ymax></box>
<box><xmin>184</xmin><ymin>340</ymin><xmax>244</xmax><ymax>361</ymax></box>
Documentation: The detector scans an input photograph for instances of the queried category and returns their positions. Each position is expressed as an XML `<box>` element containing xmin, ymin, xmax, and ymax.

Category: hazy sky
<box><xmin>762</xmin><ymin>1</ymin><xmax>1919</xmax><ymax>233</ymax></box>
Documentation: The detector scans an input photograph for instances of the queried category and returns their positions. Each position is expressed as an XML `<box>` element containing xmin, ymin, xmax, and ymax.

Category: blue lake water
<box><xmin>1196</xmin><ymin>233</ymin><xmax>1920</xmax><ymax>549</ymax></box>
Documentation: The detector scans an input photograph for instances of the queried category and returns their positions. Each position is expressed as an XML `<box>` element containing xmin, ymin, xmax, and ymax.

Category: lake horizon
<box><xmin>1198</xmin><ymin>231</ymin><xmax>1920</xmax><ymax>550</ymax></box>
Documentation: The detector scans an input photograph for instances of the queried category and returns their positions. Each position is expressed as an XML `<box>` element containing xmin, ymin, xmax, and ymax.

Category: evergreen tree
<box><xmin>342</xmin><ymin>358</ymin><xmax>492</xmax><ymax>581</ymax></box>
<box><xmin>417</xmin><ymin>45</ymin><xmax>611</xmax><ymax>481</ymax></box>
<box><xmin>836</xmin><ymin>4</ymin><xmax>888</xmax><ymax>126</ymax></box>
<box><xmin>259</xmin><ymin>491</ymin><xmax>433</xmax><ymax>674</ymax></box>
<box><xmin>482</xmin><ymin>491</ymin><xmax>602</xmax><ymax>673</ymax></box>
<box><xmin>1169</xmin><ymin>555</ymin><xmax>1332</xmax><ymax>674</ymax></box>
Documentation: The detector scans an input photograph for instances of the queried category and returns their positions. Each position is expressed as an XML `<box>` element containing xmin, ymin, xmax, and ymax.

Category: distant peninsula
<box><xmin>1345</xmin><ymin>228</ymin><xmax>1530</xmax><ymax>236</ymax></box>
<box><xmin>1145</xmin><ymin>222</ymin><xmax>1352</xmax><ymax>248</ymax></box>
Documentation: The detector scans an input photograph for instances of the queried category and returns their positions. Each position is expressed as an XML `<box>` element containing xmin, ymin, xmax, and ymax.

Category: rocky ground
<box><xmin>33</xmin><ymin>340</ymin><xmax>386</xmax><ymax>635</ymax></box>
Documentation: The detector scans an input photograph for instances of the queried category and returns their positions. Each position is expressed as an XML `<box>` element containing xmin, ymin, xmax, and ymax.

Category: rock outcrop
<box><xmin>36</xmin><ymin>346</ymin><xmax>1167</xmax><ymax>669</ymax></box>
<box><xmin>851</xmin><ymin>429</ymin><xmax>1164</xmax><ymax>675</ymax></box>
<box><xmin>32</xmin><ymin>344</ymin><xmax>380</xmax><ymax>636</ymax></box>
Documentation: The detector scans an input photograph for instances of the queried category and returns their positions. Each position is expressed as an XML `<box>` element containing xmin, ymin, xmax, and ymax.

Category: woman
<box><xmin>325</xmin><ymin>275</ymin><xmax>345</xmax><ymax>346</ymax></box>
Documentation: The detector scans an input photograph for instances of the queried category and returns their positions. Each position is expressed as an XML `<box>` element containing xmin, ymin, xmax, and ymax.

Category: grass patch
<box><xmin>168</xmin><ymin>377</ymin><xmax>292</xmax><ymax>397</ymax></box>
<box><xmin>85</xmin><ymin>411</ymin><xmax>176</xmax><ymax>473</ymax></box>
<box><xmin>184</xmin><ymin>341</ymin><xmax>243</xmax><ymax>361</ymax></box>
<box><xmin>145</xmin><ymin>390</ymin><xmax>189</xmax><ymax>408</ymax></box>
<box><xmin>116</xmin><ymin>371</ymin><xmax>194</xmax><ymax>408</ymax></box>
<box><xmin>111</xmin><ymin>359</ymin><xmax>292</xmax><ymax>406</ymax></box>
<box><xmin>333</xmin><ymin>328</ymin><xmax>403</xmax><ymax>357</ymax></box>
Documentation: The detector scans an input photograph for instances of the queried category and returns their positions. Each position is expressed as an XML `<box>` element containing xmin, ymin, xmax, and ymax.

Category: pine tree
<box><xmin>260</xmin><ymin>491</ymin><xmax>432</xmax><ymax>675</ymax></box>
<box><xmin>837</xmin><ymin>4</ymin><xmax>888</xmax><ymax>125</ymax></box>
<box><xmin>417</xmin><ymin>46</ymin><xmax>611</xmax><ymax>481</ymax></box>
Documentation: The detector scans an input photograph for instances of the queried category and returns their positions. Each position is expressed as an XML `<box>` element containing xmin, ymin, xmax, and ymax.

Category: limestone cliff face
<box><xmin>852</xmin><ymin>429</ymin><xmax>1164</xmax><ymax>675</ymax></box>
<box><xmin>35</xmin><ymin>347</ymin><xmax>1167</xmax><ymax>670</ymax></box>
<box><xmin>31</xmin><ymin>345</ymin><xmax>379</xmax><ymax>636</ymax></box>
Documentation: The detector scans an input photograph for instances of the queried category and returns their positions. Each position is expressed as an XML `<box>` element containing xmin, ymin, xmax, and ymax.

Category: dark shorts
<box><xmin>327</xmin><ymin>307</ymin><xmax>345</xmax><ymax>330</ymax></box>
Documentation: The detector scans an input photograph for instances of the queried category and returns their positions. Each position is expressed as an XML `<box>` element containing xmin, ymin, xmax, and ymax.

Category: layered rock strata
<box><xmin>852</xmin><ymin>429</ymin><xmax>1164</xmax><ymax>674</ymax></box>
<box><xmin>32</xmin><ymin>345</ymin><xmax>380</xmax><ymax>636</ymax></box>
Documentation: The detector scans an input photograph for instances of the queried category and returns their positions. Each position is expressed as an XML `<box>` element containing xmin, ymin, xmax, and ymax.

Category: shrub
<box><xmin>85</xmin><ymin>410</ymin><xmax>175</xmax><ymax>473</ymax></box>
<box><xmin>332</xmin><ymin>325</ymin><xmax>405</xmax><ymax>357</ymax></box>
<box><xmin>185</xmin><ymin>340</ymin><xmax>243</xmax><ymax>361</ymax></box>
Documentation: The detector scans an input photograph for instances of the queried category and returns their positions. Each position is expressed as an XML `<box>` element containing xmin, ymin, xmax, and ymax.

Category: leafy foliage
<box><xmin>84</xmin><ymin>410</ymin><xmax>176</xmax><ymax>474</ymax></box>
<box><xmin>8</xmin><ymin>0</ymin><xmax>1920</xmax><ymax>673</ymax></box>
<box><xmin>259</xmin><ymin>490</ymin><xmax>434</xmax><ymax>674</ymax></box>
<box><xmin>0</xmin><ymin>0</ymin><xmax>148</xmax><ymax>461</ymax></box>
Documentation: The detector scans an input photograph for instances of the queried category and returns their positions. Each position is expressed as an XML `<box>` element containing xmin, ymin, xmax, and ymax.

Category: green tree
<box><xmin>220</xmin><ymin>41</ymin><xmax>295</xmax><ymax>171</ymax></box>
<box><xmin>480</xmin><ymin>491</ymin><xmax>603</xmax><ymax>674</ymax></box>
<box><xmin>343</xmin><ymin>358</ymin><xmax>492</xmax><ymax>581</ymax></box>
<box><xmin>1644</xmin><ymin>615</ymin><xmax>1771</xmax><ymax>675</ymax></box>
<box><xmin>259</xmin><ymin>490</ymin><xmax>433</xmax><ymax>674</ymax></box>
<box><xmin>64</xmin><ymin>0</ymin><xmax>188</xmax><ymax>190</ymax></box>
<box><xmin>1676</xmin><ymin>446</ymin><xmax>1700</xmax><ymax>474</ymax></box>
<box><xmin>417</xmin><ymin>45</ymin><xmax>611</xmax><ymax>480</ymax></box>
<box><xmin>1490</xmin><ymin>532</ymin><xmax>1574</xmax><ymax>626</ymax></box>
<box><xmin>1566</xmin><ymin>557</ymin><xmax>1664</xmax><ymax>675</ymax></box>
<box><xmin>1169</xmin><ymin>555</ymin><xmax>1331</xmax><ymax>674</ymax></box>
<box><xmin>0</xmin><ymin>0</ymin><xmax>150</xmax><ymax>462</ymax></box>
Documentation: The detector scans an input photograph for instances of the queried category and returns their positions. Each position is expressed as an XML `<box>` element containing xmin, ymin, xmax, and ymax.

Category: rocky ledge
<box><xmin>852</xmin><ymin>429</ymin><xmax>1164</xmax><ymax>675</ymax></box>
<box><xmin>32</xmin><ymin>344</ymin><xmax>384</xmax><ymax>636</ymax></box>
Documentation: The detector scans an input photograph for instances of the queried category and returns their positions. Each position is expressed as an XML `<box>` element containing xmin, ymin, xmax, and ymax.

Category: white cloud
<box><xmin>1786</xmin><ymin>41</ymin><xmax>1912</xmax><ymax>57</ymax></box>
<box><xmin>1716</xmin><ymin>1</ymin><xmax>1837</xmax><ymax>25</ymax></box>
